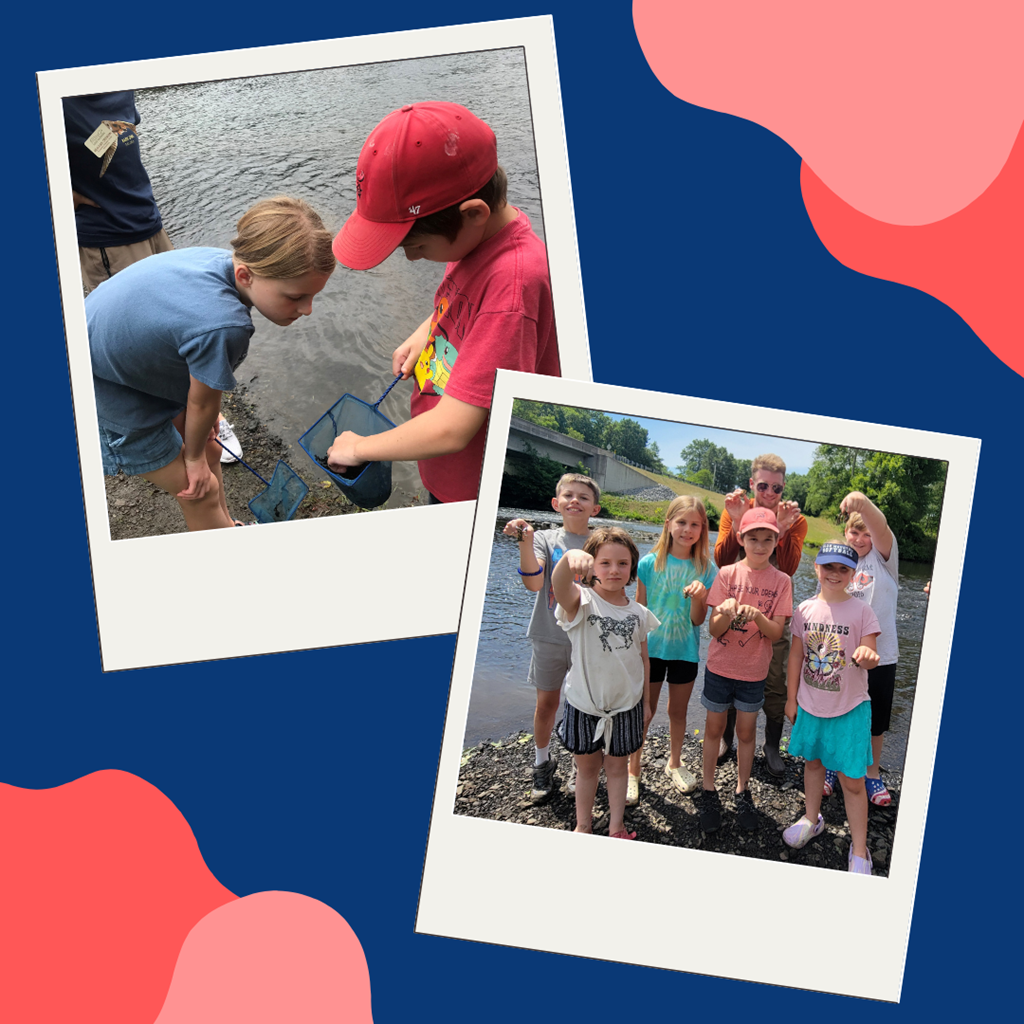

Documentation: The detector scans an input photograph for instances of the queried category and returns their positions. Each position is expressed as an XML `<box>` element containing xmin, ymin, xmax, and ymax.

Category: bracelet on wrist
<box><xmin>517</xmin><ymin>566</ymin><xmax>544</xmax><ymax>577</ymax></box>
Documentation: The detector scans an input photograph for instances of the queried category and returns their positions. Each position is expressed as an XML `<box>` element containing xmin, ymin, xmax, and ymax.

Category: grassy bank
<box><xmin>599</xmin><ymin>466</ymin><xmax>838</xmax><ymax>550</ymax></box>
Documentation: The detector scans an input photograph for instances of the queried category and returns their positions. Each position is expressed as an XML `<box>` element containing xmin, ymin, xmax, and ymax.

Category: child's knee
<box><xmin>839</xmin><ymin>773</ymin><xmax>865</xmax><ymax>795</ymax></box>
<box><xmin>603</xmin><ymin>755</ymin><xmax>628</xmax><ymax>778</ymax></box>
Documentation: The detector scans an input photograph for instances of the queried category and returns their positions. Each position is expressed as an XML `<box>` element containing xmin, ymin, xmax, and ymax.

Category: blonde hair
<box><xmin>231</xmin><ymin>196</ymin><xmax>336</xmax><ymax>279</ymax></box>
<box><xmin>555</xmin><ymin>472</ymin><xmax>600</xmax><ymax>505</ymax></box>
<box><xmin>751</xmin><ymin>453</ymin><xmax>786</xmax><ymax>477</ymax></box>
<box><xmin>649</xmin><ymin>495</ymin><xmax>710</xmax><ymax>574</ymax></box>
<box><xmin>583</xmin><ymin>526</ymin><xmax>639</xmax><ymax>584</ymax></box>
<box><xmin>845</xmin><ymin>511</ymin><xmax>868</xmax><ymax>533</ymax></box>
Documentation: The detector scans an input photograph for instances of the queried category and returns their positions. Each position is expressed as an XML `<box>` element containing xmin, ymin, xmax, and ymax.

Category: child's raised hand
<box><xmin>502</xmin><ymin>518</ymin><xmax>534</xmax><ymax>543</ymax></box>
<box><xmin>724</xmin><ymin>489</ymin><xmax>748</xmax><ymax>522</ymax></box>
<box><xmin>563</xmin><ymin>549</ymin><xmax>595</xmax><ymax>582</ymax></box>
<box><xmin>851</xmin><ymin>645</ymin><xmax>880</xmax><ymax>670</ymax></box>
<box><xmin>682</xmin><ymin>580</ymin><xmax>706</xmax><ymax>601</ymax></box>
<box><xmin>839</xmin><ymin>491</ymin><xmax>869</xmax><ymax>516</ymax></box>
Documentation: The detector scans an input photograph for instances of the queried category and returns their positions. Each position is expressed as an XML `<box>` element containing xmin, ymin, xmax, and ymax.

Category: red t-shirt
<box><xmin>410</xmin><ymin>210</ymin><xmax>560</xmax><ymax>502</ymax></box>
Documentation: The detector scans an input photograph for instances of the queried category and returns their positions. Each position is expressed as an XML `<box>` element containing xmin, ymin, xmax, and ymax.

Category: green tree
<box><xmin>605</xmin><ymin>418</ymin><xmax>650</xmax><ymax>464</ymax></box>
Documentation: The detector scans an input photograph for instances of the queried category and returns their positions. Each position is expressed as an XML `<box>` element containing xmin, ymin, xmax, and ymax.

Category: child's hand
<box><xmin>851</xmin><ymin>645</ymin><xmax>880</xmax><ymax>670</ymax></box>
<box><xmin>716</xmin><ymin>597</ymin><xmax>740</xmax><ymax>622</ymax></box>
<box><xmin>326</xmin><ymin>431</ymin><xmax>364</xmax><ymax>470</ymax></box>
<box><xmin>643</xmin><ymin>702</ymin><xmax>653</xmax><ymax>731</ymax></box>
<box><xmin>736</xmin><ymin>604</ymin><xmax>760</xmax><ymax>627</ymax></box>
<box><xmin>839</xmin><ymin>491</ymin><xmax>870</xmax><ymax>516</ymax></box>
<box><xmin>724</xmin><ymin>489</ymin><xmax>748</xmax><ymax>523</ymax></box>
<box><xmin>682</xmin><ymin>580</ymin><xmax>706</xmax><ymax>601</ymax></box>
<box><xmin>785</xmin><ymin>698</ymin><xmax>798</xmax><ymax>725</ymax></box>
<box><xmin>563</xmin><ymin>549</ymin><xmax>594</xmax><ymax>582</ymax></box>
<box><xmin>392</xmin><ymin>337</ymin><xmax>425</xmax><ymax>379</ymax></box>
<box><xmin>178</xmin><ymin>455</ymin><xmax>214</xmax><ymax>500</ymax></box>
<box><xmin>502</xmin><ymin>518</ymin><xmax>534</xmax><ymax>543</ymax></box>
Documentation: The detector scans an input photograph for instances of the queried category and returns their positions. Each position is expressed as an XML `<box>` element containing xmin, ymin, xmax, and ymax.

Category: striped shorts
<box><xmin>558</xmin><ymin>698</ymin><xmax>645</xmax><ymax>757</ymax></box>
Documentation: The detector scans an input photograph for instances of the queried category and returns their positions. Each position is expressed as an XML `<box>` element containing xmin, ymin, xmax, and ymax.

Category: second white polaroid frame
<box><xmin>39</xmin><ymin>16</ymin><xmax>590</xmax><ymax>671</ymax></box>
<box><xmin>418</xmin><ymin>369</ymin><xmax>979</xmax><ymax>1002</ymax></box>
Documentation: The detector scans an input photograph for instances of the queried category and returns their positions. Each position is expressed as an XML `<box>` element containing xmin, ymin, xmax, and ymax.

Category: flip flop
<box><xmin>865</xmin><ymin>776</ymin><xmax>892</xmax><ymax>806</ymax></box>
<box><xmin>610</xmin><ymin>829</ymin><xmax>636</xmax><ymax>840</ymax></box>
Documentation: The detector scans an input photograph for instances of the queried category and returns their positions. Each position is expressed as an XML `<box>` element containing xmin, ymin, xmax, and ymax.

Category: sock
<box><xmin>535</xmin><ymin>744</ymin><xmax>549</xmax><ymax>767</ymax></box>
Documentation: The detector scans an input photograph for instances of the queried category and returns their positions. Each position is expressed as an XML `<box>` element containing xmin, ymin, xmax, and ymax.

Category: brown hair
<box><xmin>231</xmin><ymin>196</ymin><xmax>336</xmax><ymax>279</ymax></box>
<box><xmin>845</xmin><ymin>512</ymin><xmax>868</xmax><ymax>533</ymax></box>
<box><xmin>406</xmin><ymin>166</ymin><xmax>508</xmax><ymax>243</ymax></box>
<box><xmin>649</xmin><ymin>495</ymin><xmax>710</xmax><ymax>574</ymax></box>
<box><xmin>555</xmin><ymin>472</ymin><xmax>600</xmax><ymax>505</ymax></box>
<box><xmin>750</xmin><ymin>453</ymin><xmax>787</xmax><ymax>478</ymax></box>
<box><xmin>583</xmin><ymin>526</ymin><xmax>639</xmax><ymax>584</ymax></box>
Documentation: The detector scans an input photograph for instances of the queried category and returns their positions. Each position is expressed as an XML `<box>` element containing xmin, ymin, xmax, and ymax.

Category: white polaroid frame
<box><xmin>418</xmin><ymin>369</ymin><xmax>979</xmax><ymax>1002</ymax></box>
<box><xmin>38</xmin><ymin>17</ymin><xmax>589</xmax><ymax>671</ymax></box>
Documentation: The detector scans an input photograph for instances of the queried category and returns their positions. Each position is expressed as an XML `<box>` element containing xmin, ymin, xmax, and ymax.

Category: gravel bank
<box><xmin>457</xmin><ymin>728</ymin><xmax>901</xmax><ymax>876</ymax></box>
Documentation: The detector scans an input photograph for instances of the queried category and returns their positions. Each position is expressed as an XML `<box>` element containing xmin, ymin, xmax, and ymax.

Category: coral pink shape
<box><xmin>801</xmin><ymin>120</ymin><xmax>1023</xmax><ymax>377</ymax></box>
<box><xmin>0</xmin><ymin>770</ymin><xmax>238</xmax><ymax>1024</ymax></box>
<box><xmin>153</xmin><ymin>890</ymin><xmax>374</xmax><ymax>1023</ymax></box>
<box><xmin>633</xmin><ymin>1</ymin><xmax>1024</xmax><ymax>224</ymax></box>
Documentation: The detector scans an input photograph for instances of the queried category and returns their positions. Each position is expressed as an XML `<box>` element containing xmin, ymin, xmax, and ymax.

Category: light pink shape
<box><xmin>154</xmin><ymin>891</ymin><xmax>374</xmax><ymax>1024</ymax></box>
<box><xmin>633</xmin><ymin>1</ymin><xmax>1024</xmax><ymax>224</ymax></box>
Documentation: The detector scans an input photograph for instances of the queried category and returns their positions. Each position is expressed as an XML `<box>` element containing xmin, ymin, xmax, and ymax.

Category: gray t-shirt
<box><xmin>526</xmin><ymin>527</ymin><xmax>590</xmax><ymax>646</ymax></box>
<box><xmin>847</xmin><ymin>532</ymin><xmax>900</xmax><ymax>665</ymax></box>
<box><xmin>88</xmin><ymin>247</ymin><xmax>254</xmax><ymax>431</ymax></box>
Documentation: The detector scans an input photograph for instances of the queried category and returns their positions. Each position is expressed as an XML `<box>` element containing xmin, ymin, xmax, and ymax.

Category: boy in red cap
<box><xmin>698</xmin><ymin>507</ymin><xmax>793</xmax><ymax>833</ymax></box>
<box><xmin>327</xmin><ymin>101</ymin><xmax>560</xmax><ymax>502</ymax></box>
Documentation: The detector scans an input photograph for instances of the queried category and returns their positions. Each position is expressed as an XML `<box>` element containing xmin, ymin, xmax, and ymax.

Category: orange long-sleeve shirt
<box><xmin>714</xmin><ymin>498</ymin><xmax>807</xmax><ymax>576</ymax></box>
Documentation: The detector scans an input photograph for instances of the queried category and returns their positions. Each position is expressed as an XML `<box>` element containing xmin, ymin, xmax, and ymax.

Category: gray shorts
<box><xmin>527</xmin><ymin>640</ymin><xmax>572</xmax><ymax>692</ymax></box>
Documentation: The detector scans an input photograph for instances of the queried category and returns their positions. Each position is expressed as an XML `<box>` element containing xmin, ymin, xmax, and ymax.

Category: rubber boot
<box><xmin>763</xmin><ymin>717</ymin><xmax>786</xmax><ymax>778</ymax></box>
<box><xmin>718</xmin><ymin>707</ymin><xmax>736</xmax><ymax>762</ymax></box>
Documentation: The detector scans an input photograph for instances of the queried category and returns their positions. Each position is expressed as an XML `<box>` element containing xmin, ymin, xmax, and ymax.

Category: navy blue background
<box><xmin>9</xmin><ymin>3</ymin><xmax>1010</xmax><ymax>1018</ymax></box>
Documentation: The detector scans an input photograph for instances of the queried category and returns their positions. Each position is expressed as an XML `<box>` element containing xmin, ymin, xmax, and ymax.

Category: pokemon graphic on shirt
<box><xmin>414</xmin><ymin>278</ymin><xmax>474</xmax><ymax>397</ymax></box>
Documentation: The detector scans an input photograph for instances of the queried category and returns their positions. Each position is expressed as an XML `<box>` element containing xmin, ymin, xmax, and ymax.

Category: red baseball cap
<box><xmin>738</xmin><ymin>507</ymin><xmax>780</xmax><ymax>535</ymax></box>
<box><xmin>333</xmin><ymin>101</ymin><xmax>498</xmax><ymax>270</ymax></box>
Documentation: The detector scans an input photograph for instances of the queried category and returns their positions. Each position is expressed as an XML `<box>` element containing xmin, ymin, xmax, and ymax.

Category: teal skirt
<box><xmin>789</xmin><ymin>700</ymin><xmax>872</xmax><ymax>779</ymax></box>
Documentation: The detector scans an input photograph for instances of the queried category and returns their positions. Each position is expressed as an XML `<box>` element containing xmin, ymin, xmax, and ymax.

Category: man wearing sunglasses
<box><xmin>714</xmin><ymin>454</ymin><xmax>807</xmax><ymax>777</ymax></box>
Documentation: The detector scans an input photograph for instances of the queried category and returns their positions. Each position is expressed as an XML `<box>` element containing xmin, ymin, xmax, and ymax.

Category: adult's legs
<box><xmin>761</xmin><ymin>635</ymin><xmax>790</xmax><ymax>777</ymax></box>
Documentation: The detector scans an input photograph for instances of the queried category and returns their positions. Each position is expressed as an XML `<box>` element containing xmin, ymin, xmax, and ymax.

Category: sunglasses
<box><xmin>755</xmin><ymin>482</ymin><xmax>785</xmax><ymax>494</ymax></box>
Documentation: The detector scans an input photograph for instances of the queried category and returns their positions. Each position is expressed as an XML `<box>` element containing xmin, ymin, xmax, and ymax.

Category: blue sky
<box><xmin>608</xmin><ymin>414</ymin><xmax>821</xmax><ymax>476</ymax></box>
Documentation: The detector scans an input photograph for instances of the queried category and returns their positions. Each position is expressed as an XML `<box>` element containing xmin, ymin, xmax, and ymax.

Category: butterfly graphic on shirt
<box><xmin>803</xmin><ymin>630</ymin><xmax>847</xmax><ymax>690</ymax></box>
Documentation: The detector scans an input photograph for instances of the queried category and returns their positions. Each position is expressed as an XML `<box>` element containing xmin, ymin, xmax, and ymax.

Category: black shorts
<box><xmin>867</xmin><ymin>663</ymin><xmax>897</xmax><ymax>736</ymax></box>
<box><xmin>558</xmin><ymin>698</ymin><xmax>645</xmax><ymax>756</ymax></box>
<box><xmin>649</xmin><ymin>657</ymin><xmax>699</xmax><ymax>685</ymax></box>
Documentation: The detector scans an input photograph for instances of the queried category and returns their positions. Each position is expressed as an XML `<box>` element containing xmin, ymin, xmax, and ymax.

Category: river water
<box><xmin>134</xmin><ymin>47</ymin><xmax>542</xmax><ymax>508</ymax></box>
<box><xmin>465</xmin><ymin>510</ymin><xmax>931</xmax><ymax>771</ymax></box>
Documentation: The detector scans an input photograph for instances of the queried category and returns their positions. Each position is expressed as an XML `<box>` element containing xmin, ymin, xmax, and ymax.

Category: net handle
<box><xmin>214</xmin><ymin>437</ymin><xmax>270</xmax><ymax>487</ymax></box>
<box><xmin>373</xmin><ymin>372</ymin><xmax>404</xmax><ymax>410</ymax></box>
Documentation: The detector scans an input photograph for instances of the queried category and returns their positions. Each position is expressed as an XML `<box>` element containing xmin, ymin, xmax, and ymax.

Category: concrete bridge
<box><xmin>507</xmin><ymin>417</ymin><xmax>655</xmax><ymax>494</ymax></box>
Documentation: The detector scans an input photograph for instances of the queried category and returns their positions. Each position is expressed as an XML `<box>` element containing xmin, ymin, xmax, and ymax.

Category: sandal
<box><xmin>823</xmin><ymin>769</ymin><xmax>838</xmax><ymax>797</ymax></box>
<box><xmin>865</xmin><ymin>776</ymin><xmax>892</xmax><ymax>806</ymax></box>
<box><xmin>626</xmin><ymin>773</ymin><xmax>640</xmax><ymax>806</ymax></box>
<box><xmin>610</xmin><ymin>829</ymin><xmax>636</xmax><ymax>840</ymax></box>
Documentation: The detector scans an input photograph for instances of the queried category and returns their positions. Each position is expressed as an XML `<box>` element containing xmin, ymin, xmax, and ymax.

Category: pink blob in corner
<box><xmin>0</xmin><ymin>770</ymin><xmax>238</xmax><ymax>1024</ymax></box>
<box><xmin>802</xmin><ymin>120</ymin><xmax>1023</xmax><ymax>378</ymax></box>
<box><xmin>633</xmin><ymin>1</ymin><xmax>1024</xmax><ymax>224</ymax></box>
<box><xmin>154</xmin><ymin>891</ymin><xmax>374</xmax><ymax>1024</ymax></box>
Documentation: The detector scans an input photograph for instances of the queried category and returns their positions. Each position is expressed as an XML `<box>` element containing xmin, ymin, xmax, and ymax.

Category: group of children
<box><xmin>506</xmin><ymin>471</ymin><xmax>898</xmax><ymax>875</ymax></box>
<box><xmin>86</xmin><ymin>101</ymin><xmax>557</xmax><ymax>529</ymax></box>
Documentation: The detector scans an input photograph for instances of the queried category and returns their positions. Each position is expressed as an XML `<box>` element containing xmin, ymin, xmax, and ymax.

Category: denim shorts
<box><xmin>98</xmin><ymin>420</ymin><xmax>183</xmax><ymax>476</ymax></box>
<box><xmin>700</xmin><ymin>667</ymin><xmax>767</xmax><ymax>714</ymax></box>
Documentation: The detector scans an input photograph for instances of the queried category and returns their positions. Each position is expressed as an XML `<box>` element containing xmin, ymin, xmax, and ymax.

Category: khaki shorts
<box><xmin>527</xmin><ymin>640</ymin><xmax>572</xmax><ymax>692</ymax></box>
<box><xmin>80</xmin><ymin>227</ymin><xmax>174</xmax><ymax>295</ymax></box>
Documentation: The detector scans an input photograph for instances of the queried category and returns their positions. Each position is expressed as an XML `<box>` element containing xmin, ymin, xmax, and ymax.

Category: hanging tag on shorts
<box><xmin>84</xmin><ymin>122</ymin><xmax>117</xmax><ymax>157</ymax></box>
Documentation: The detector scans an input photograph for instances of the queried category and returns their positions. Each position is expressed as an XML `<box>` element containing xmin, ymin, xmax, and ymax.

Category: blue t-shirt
<box><xmin>88</xmin><ymin>248</ymin><xmax>254</xmax><ymax>431</ymax></box>
<box><xmin>64</xmin><ymin>91</ymin><xmax>164</xmax><ymax>248</ymax></box>
<box><xmin>637</xmin><ymin>551</ymin><xmax>718</xmax><ymax>662</ymax></box>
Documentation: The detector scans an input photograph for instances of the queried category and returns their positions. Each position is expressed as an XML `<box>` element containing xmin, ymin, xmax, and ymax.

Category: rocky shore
<box><xmin>103</xmin><ymin>384</ymin><xmax>423</xmax><ymax>539</ymax></box>
<box><xmin>457</xmin><ymin>728</ymin><xmax>901</xmax><ymax>876</ymax></box>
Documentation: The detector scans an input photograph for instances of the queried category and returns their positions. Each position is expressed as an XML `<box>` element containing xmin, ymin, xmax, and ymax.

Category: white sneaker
<box><xmin>218</xmin><ymin>418</ymin><xmax>243</xmax><ymax>463</ymax></box>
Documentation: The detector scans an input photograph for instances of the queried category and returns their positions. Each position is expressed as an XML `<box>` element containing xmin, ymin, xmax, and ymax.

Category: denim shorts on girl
<box><xmin>98</xmin><ymin>420</ymin><xmax>183</xmax><ymax>476</ymax></box>
<box><xmin>700</xmin><ymin>667</ymin><xmax>766</xmax><ymax>714</ymax></box>
<box><xmin>559</xmin><ymin>698</ymin><xmax>644</xmax><ymax>757</ymax></box>
<box><xmin>789</xmin><ymin>700</ymin><xmax>872</xmax><ymax>779</ymax></box>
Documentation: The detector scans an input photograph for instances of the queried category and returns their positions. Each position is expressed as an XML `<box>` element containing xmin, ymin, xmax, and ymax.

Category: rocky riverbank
<box><xmin>103</xmin><ymin>384</ymin><xmax>424</xmax><ymax>539</ymax></box>
<box><xmin>457</xmin><ymin>729</ymin><xmax>901</xmax><ymax>876</ymax></box>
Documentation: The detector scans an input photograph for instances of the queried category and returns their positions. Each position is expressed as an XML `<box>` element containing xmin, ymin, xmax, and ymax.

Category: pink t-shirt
<box><xmin>792</xmin><ymin>596</ymin><xmax>881</xmax><ymax>718</ymax></box>
<box><xmin>410</xmin><ymin>210</ymin><xmax>560</xmax><ymax>503</ymax></box>
<box><xmin>707</xmin><ymin>562</ymin><xmax>792</xmax><ymax>681</ymax></box>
